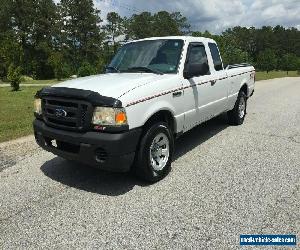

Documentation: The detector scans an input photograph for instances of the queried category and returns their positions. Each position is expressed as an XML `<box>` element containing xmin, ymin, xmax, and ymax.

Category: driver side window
<box><xmin>184</xmin><ymin>44</ymin><xmax>210</xmax><ymax>77</ymax></box>
<box><xmin>188</xmin><ymin>45</ymin><xmax>209</xmax><ymax>66</ymax></box>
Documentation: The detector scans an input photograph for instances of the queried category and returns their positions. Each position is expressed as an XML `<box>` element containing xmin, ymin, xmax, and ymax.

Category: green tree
<box><xmin>256</xmin><ymin>49</ymin><xmax>277</xmax><ymax>73</ymax></box>
<box><xmin>126</xmin><ymin>12</ymin><xmax>153</xmax><ymax>39</ymax></box>
<box><xmin>152</xmin><ymin>11</ymin><xmax>176</xmax><ymax>37</ymax></box>
<box><xmin>221</xmin><ymin>27</ymin><xmax>257</xmax><ymax>61</ymax></box>
<box><xmin>7</xmin><ymin>64</ymin><xmax>22</xmax><ymax>91</ymax></box>
<box><xmin>10</xmin><ymin>0</ymin><xmax>57</xmax><ymax>79</ymax></box>
<box><xmin>255</xmin><ymin>26</ymin><xmax>276</xmax><ymax>57</ymax></box>
<box><xmin>58</xmin><ymin>0</ymin><xmax>103</xmax><ymax>70</ymax></box>
<box><xmin>192</xmin><ymin>30</ymin><xmax>215</xmax><ymax>39</ymax></box>
<box><xmin>222</xmin><ymin>46</ymin><xmax>250</xmax><ymax>66</ymax></box>
<box><xmin>48</xmin><ymin>52</ymin><xmax>71</xmax><ymax>80</ymax></box>
<box><xmin>1</xmin><ymin>0</ymin><xmax>300</xmax><ymax>80</ymax></box>
<box><xmin>126</xmin><ymin>11</ymin><xmax>190</xmax><ymax>39</ymax></box>
<box><xmin>95</xmin><ymin>57</ymin><xmax>106</xmax><ymax>73</ymax></box>
<box><xmin>78</xmin><ymin>62</ymin><xmax>96</xmax><ymax>77</ymax></box>
<box><xmin>0</xmin><ymin>38</ymin><xmax>23</xmax><ymax>80</ymax></box>
<box><xmin>152</xmin><ymin>11</ymin><xmax>188</xmax><ymax>37</ymax></box>
<box><xmin>170</xmin><ymin>12</ymin><xmax>191</xmax><ymax>34</ymax></box>
<box><xmin>103</xmin><ymin>12</ymin><xmax>124</xmax><ymax>53</ymax></box>
<box><xmin>279</xmin><ymin>53</ymin><xmax>299</xmax><ymax>75</ymax></box>
<box><xmin>213</xmin><ymin>32</ymin><xmax>251</xmax><ymax>66</ymax></box>
<box><xmin>0</xmin><ymin>0</ymin><xmax>22</xmax><ymax>79</ymax></box>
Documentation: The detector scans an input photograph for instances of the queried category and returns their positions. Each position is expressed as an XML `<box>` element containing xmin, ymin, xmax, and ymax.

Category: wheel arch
<box><xmin>143</xmin><ymin>109</ymin><xmax>177</xmax><ymax>135</ymax></box>
<box><xmin>240</xmin><ymin>82</ymin><xmax>249</xmax><ymax>96</ymax></box>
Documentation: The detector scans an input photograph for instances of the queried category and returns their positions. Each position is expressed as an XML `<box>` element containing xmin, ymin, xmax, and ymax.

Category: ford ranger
<box><xmin>33</xmin><ymin>36</ymin><xmax>255</xmax><ymax>182</ymax></box>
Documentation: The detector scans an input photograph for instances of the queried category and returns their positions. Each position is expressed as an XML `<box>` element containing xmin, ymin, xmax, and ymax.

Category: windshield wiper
<box><xmin>106</xmin><ymin>66</ymin><xmax>120</xmax><ymax>73</ymax></box>
<box><xmin>126</xmin><ymin>66</ymin><xmax>163</xmax><ymax>75</ymax></box>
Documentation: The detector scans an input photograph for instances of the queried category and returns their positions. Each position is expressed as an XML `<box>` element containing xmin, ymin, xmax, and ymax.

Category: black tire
<box><xmin>133</xmin><ymin>122</ymin><xmax>174</xmax><ymax>182</ymax></box>
<box><xmin>227</xmin><ymin>91</ymin><xmax>247</xmax><ymax>125</ymax></box>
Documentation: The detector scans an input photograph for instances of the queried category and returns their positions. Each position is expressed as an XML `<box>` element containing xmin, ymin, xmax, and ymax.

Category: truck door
<box><xmin>207</xmin><ymin>42</ymin><xmax>229</xmax><ymax>113</ymax></box>
<box><xmin>182</xmin><ymin>42</ymin><xmax>228</xmax><ymax>131</ymax></box>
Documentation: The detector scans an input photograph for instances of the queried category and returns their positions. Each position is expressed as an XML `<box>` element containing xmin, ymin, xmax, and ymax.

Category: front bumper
<box><xmin>33</xmin><ymin>119</ymin><xmax>142</xmax><ymax>172</ymax></box>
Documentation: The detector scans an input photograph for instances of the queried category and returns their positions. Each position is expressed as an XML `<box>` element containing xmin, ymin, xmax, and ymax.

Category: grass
<box><xmin>0</xmin><ymin>78</ymin><xmax>63</xmax><ymax>85</ymax></box>
<box><xmin>256</xmin><ymin>71</ymin><xmax>299</xmax><ymax>81</ymax></box>
<box><xmin>0</xmin><ymin>86</ymin><xmax>43</xmax><ymax>143</ymax></box>
<box><xmin>21</xmin><ymin>79</ymin><xmax>61</xmax><ymax>85</ymax></box>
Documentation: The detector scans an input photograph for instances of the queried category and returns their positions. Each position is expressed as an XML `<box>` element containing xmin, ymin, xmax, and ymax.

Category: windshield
<box><xmin>107</xmin><ymin>39</ymin><xmax>184</xmax><ymax>74</ymax></box>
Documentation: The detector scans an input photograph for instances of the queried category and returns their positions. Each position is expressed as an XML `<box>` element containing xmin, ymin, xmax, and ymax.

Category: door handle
<box><xmin>172</xmin><ymin>91</ymin><xmax>182</xmax><ymax>97</ymax></box>
<box><xmin>210</xmin><ymin>80</ymin><xmax>217</xmax><ymax>86</ymax></box>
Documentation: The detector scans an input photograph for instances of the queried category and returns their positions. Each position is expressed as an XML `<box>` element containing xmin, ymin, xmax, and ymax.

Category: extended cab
<box><xmin>33</xmin><ymin>36</ymin><xmax>255</xmax><ymax>182</ymax></box>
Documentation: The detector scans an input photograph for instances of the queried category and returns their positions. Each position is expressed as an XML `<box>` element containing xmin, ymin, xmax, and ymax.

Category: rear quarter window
<box><xmin>208</xmin><ymin>43</ymin><xmax>223</xmax><ymax>71</ymax></box>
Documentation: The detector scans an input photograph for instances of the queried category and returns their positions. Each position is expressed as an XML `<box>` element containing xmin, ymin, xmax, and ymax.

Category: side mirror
<box><xmin>183</xmin><ymin>63</ymin><xmax>209</xmax><ymax>79</ymax></box>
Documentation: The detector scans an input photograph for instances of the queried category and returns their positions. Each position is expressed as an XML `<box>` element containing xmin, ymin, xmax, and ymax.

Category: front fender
<box><xmin>125</xmin><ymin>98</ymin><xmax>178</xmax><ymax>131</ymax></box>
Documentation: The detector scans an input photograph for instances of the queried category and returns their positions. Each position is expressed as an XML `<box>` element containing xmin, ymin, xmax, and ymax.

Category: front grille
<box><xmin>42</xmin><ymin>97</ymin><xmax>93</xmax><ymax>131</ymax></box>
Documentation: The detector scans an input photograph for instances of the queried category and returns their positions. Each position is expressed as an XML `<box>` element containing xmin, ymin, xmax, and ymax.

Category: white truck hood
<box><xmin>53</xmin><ymin>73</ymin><xmax>169</xmax><ymax>99</ymax></box>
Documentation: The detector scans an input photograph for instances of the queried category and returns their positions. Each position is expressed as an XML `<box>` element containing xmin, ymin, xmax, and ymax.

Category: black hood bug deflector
<box><xmin>35</xmin><ymin>87</ymin><xmax>122</xmax><ymax>108</ymax></box>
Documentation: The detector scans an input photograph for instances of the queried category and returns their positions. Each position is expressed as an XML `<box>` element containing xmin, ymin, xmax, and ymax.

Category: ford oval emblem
<box><xmin>55</xmin><ymin>108</ymin><xmax>67</xmax><ymax>118</ymax></box>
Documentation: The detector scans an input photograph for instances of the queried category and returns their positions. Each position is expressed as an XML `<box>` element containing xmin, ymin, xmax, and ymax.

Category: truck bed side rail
<box><xmin>226</xmin><ymin>63</ymin><xmax>252</xmax><ymax>70</ymax></box>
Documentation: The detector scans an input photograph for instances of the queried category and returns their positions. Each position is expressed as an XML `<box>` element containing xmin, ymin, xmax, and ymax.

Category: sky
<box><xmin>93</xmin><ymin>0</ymin><xmax>300</xmax><ymax>33</ymax></box>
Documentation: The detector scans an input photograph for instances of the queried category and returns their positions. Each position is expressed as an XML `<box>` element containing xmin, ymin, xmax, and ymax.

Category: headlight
<box><xmin>92</xmin><ymin>107</ymin><xmax>127</xmax><ymax>126</ymax></box>
<box><xmin>34</xmin><ymin>98</ymin><xmax>42</xmax><ymax>115</ymax></box>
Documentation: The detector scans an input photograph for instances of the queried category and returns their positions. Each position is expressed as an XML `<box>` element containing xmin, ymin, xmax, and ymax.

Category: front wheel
<box><xmin>227</xmin><ymin>91</ymin><xmax>247</xmax><ymax>125</ymax></box>
<box><xmin>133</xmin><ymin>122</ymin><xmax>174</xmax><ymax>182</ymax></box>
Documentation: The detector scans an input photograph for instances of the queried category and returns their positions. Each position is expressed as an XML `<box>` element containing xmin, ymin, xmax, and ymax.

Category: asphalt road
<box><xmin>0</xmin><ymin>77</ymin><xmax>299</xmax><ymax>249</ymax></box>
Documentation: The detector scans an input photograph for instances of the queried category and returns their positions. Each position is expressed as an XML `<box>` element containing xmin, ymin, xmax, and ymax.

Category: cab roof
<box><xmin>126</xmin><ymin>36</ymin><xmax>217</xmax><ymax>45</ymax></box>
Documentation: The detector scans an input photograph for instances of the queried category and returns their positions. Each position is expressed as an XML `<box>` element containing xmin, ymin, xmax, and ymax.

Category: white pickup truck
<box><xmin>33</xmin><ymin>36</ymin><xmax>255</xmax><ymax>182</ymax></box>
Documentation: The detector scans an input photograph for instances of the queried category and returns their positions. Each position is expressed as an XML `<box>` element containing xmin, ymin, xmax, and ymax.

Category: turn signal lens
<box><xmin>115</xmin><ymin>111</ymin><xmax>127</xmax><ymax>125</ymax></box>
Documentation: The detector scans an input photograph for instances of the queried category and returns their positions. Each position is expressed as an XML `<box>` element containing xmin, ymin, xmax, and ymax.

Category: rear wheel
<box><xmin>133</xmin><ymin>122</ymin><xmax>174</xmax><ymax>182</ymax></box>
<box><xmin>227</xmin><ymin>91</ymin><xmax>247</xmax><ymax>125</ymax></box>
